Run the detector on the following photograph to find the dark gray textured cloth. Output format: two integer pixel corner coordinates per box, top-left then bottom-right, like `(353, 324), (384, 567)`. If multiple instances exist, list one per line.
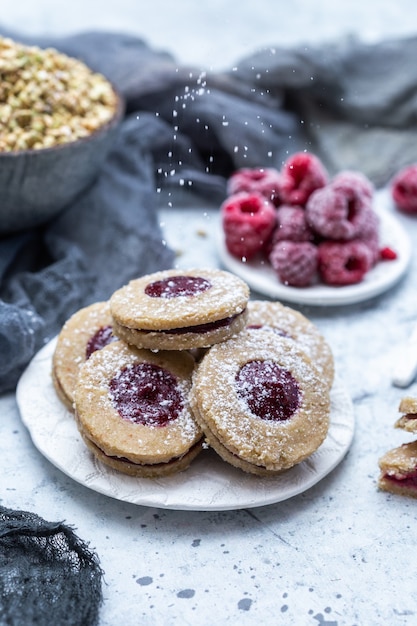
(2, 27), (417, 392)
(0, 505), (103, 625)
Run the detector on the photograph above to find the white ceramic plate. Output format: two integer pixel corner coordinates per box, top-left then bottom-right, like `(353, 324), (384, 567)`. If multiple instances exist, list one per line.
(218, 190), (411, 306)
(17, 337), (354, 511)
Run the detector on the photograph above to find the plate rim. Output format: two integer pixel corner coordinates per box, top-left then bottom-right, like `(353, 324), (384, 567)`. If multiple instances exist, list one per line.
(217, 190), (411, 306)
(16, 337), (355, 511)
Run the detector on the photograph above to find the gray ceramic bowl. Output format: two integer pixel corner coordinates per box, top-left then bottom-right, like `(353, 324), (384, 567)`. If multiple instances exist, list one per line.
(0, 92), (124, 234)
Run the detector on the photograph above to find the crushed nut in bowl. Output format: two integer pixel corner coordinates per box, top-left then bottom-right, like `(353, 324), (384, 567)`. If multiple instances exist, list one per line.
(0, 35), (124, 234)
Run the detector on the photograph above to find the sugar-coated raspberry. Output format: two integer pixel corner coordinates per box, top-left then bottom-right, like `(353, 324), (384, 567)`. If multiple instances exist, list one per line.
(269, 240), (318, 287)
(391, 164), (417, 213)
(227, 167), (282, 205)
(272, 205), (314, 243)
(278, 152), (328, 206)
(317, 240), (373, 286)
(331, 170), (374, 203)
(221, 192), (277, 260)
(306, 184), (371, 241)
(358, 204), (379, 239)
(356, 208), (380, 265)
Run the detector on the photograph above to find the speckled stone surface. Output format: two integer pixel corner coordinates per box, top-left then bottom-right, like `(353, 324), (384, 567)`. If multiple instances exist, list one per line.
(2, 3), (417, 625)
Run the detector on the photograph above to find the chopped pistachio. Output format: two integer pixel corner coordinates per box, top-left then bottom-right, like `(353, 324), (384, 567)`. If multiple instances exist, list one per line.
(0, 35), (119, 152)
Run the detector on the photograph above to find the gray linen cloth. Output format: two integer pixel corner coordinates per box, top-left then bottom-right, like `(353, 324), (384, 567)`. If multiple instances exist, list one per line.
(1, 28), (417, 392)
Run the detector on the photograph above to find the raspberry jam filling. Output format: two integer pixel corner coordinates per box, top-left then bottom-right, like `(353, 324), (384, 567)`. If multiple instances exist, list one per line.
(145, 275), (211, 298)
(235, 359), (300, 421)
(384, 470), (417, 489)
(151, 312), (242, 335)
(97, 440), (202, 466)
(109, 363), (183, 427)
(85, 325), (115, 359)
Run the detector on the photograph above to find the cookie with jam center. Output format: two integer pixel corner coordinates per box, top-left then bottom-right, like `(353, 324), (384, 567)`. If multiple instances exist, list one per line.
(109, 268), (250, 351)
(378, 440), (417, 499)
(74, 341), (203, 477)
(246, 300), (334, 390)
(52, 301), (117, 411)
(190, 329), (331, 475)
(394, 396), (417, 433)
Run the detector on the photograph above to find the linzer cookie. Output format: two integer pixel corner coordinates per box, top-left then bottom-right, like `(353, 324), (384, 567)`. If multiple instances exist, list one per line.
(394, 396), (417, 433)
(190, 329), (331, 476)
(109, 268), (249, 351)
(378, 396), (417, 498)
(74, 341), (203, 477)
(378, 440), (417, 499)
(52, 301), (116, 410)
(246, 300), (334, 389)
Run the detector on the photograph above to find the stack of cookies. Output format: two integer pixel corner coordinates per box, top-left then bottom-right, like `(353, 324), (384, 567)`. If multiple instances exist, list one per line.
(378, 397), (417, 498)
(52, 268), (334, 479)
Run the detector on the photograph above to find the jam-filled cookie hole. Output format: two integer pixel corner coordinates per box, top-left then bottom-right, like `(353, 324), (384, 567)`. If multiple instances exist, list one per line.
(109, 363), (183, 427)
(144, 275), (211, 298)
(235, 360), (301, 421)
(85, 325), (115, 359)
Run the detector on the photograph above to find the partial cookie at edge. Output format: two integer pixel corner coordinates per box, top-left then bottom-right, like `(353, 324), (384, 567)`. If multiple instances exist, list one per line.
(52, 301), (116, 410)
(246, 299), (334, 389)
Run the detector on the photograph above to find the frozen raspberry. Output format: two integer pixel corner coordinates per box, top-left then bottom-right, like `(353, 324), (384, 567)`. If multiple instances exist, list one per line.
(269, 240), (318, 287)
(331, 170), (374, 203)
(380, 246), (398, 261)
(306, 184), (371, 241)
(278, 152), (328, 206)
(271, 205), (314, 244)
(227, 167), (282, 205)
(356, 208), (380, 265)
(358, 204), (379, 239)
(317, 240), (373, 286)
(391, 164), (417, 213)
(221, 192), (277, 260)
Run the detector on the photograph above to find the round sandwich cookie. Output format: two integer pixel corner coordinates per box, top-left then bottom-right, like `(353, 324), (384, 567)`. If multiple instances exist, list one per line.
(74, 341), (203, 478)
(52, 301), (117, 410)
(394, 396), (417, 433)
(109, 268), (250, 351)
(378, 440), (417, 499)
(190, 329), (331, 476)
(246, 300), (334, 390)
